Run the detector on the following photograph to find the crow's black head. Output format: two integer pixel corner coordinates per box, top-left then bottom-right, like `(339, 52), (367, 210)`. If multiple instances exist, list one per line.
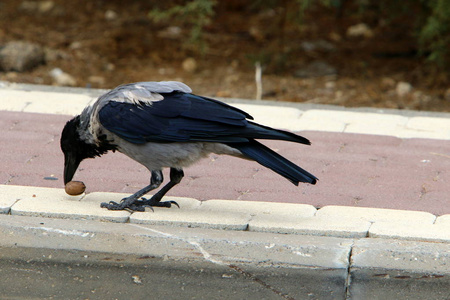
(60, 116), (113, 184)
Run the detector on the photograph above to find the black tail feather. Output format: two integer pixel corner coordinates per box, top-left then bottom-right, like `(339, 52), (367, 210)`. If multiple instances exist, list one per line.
(230, 140), (317, 185)
(245, 121), (311, 145)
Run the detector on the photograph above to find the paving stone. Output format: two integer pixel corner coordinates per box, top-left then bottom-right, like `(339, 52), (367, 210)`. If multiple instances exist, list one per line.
(0, 89), (92, 115)
(1, 184), (76, 205)
(299, 110), (409, 136)
(10, 188), (130, 222)
(349, 270), (450, 300)
(234, 104), (303, 131)
(249, 214), (371, 238)
(0, 185), (25, 213)
(395, 129), (450, 139)
(200, 199), (317, 217)
(316, 205), (436, 224)
(296, 110), (346, 132)
(131, 210), (250, 230)
(129, 196), (251, 230)
(369, 222), (450, 243)
(349, 240), (450, 299)
(404, 116), (450, 140)
(352, 238), (450, 272)
(343, 113), (409, 136)
(434, 214), (450, 226)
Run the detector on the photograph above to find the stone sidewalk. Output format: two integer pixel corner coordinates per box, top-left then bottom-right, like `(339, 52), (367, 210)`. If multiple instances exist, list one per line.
(0, 82), (449, 299)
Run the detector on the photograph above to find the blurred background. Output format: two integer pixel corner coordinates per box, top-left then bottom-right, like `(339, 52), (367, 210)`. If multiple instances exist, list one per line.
(0, 0), (449, 111)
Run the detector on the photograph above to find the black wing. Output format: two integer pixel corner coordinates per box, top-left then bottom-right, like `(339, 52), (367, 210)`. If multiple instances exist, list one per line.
(98, 92), (310, 145)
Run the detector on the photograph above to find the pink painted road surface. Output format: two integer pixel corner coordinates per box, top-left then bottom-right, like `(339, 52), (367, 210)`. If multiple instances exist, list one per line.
(1, 110), (449, 215)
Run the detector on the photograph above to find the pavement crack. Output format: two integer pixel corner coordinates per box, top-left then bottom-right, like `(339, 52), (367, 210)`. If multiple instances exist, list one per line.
(129, 224), (294, 299)
(128, 224), (226, 266)
(338, 143), (348, 153)
(352, 196), (363, 205)
(419, 183), (428, 201)
(24, 226), (92, 237)
(237, 189), (251, 200)
(342, 123), (350, 133)
(344, 241), (355, 299)
(8, 120), (19, 130)
(228, 264), (296, 300)
(4, 174), (16, 184)
(25, 155), (38, 164)
(432, 170), (441, 182)
(21, 101), (32, 112)
(430, 152), (450, 159)
(46, 134), (58, 144)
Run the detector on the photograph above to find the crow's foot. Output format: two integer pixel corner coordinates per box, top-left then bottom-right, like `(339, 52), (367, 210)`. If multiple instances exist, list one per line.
(100, 197), (179, 212)
(100, 200), (146, 212)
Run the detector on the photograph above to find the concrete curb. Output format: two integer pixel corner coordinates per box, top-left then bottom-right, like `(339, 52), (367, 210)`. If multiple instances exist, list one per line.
(2, 184), (449, 243)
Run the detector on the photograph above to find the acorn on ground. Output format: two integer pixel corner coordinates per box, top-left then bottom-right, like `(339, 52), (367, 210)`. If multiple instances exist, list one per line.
(65, 181), (86, 196)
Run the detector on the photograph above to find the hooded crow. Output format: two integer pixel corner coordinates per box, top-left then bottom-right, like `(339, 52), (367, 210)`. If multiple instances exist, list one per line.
(60, 81), (317, 211)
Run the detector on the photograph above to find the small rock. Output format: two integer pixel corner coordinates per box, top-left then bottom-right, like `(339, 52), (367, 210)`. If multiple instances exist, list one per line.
(157, 67), (175, 75)
(44, 47), (68, 61)
(329, 32), (342, 42)
(300, 40), (335, 52)
(182, 57), (197, 73)
(444, 88), (450, 101)
(103, 62), (115, 72)
(230, 59), (239, 69)
(396, 81), (412, 97)
(225, 74), (240, 84)
(19, 1), (39, 11)
(39, 1), (54, 13)
(88, 75), (105, 86)
(5, 72), (18, 80)
(325, 81), (336, 89)
(157, 26), (182, 39)
(19, 1), (55, 13)
(381, 77), (396, 89)
(131, 275), (142, 285)
(49, 68), (77, 86)
(249, 26), (265, 41)
(346, 23), (374, 38)
(411, 91), (431, 106)
(294, 61), (337, 78)
(105, 10), (118, 21)
(69, 41), (83, 50)
(0, 41), (45, 72)
(216, 90), (231, 97)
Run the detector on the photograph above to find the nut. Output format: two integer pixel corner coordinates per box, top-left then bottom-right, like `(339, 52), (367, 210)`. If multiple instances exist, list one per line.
(65, 181), (86, 196)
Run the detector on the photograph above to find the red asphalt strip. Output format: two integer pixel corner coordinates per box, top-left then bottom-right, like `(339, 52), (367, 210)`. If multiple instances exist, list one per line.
(1, 110), (449, 216)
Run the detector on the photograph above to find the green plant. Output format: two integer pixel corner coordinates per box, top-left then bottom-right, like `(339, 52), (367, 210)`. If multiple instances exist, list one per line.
(148, 0), (217, 54)
(419, 0), (450, 66)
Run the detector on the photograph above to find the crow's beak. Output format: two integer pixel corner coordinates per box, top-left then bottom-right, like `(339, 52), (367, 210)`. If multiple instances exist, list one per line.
(64, 153), (81, 184)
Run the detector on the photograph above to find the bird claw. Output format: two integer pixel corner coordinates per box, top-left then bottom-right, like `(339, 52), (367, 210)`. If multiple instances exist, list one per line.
(171, 201), (180, 208)
(100, 198), (179, 211)
(100, 200), (145, 212)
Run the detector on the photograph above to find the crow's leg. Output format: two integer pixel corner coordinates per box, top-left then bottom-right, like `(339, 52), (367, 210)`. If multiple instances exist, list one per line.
(101, 170), (163, 211)
(139, 168), (184, 208)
